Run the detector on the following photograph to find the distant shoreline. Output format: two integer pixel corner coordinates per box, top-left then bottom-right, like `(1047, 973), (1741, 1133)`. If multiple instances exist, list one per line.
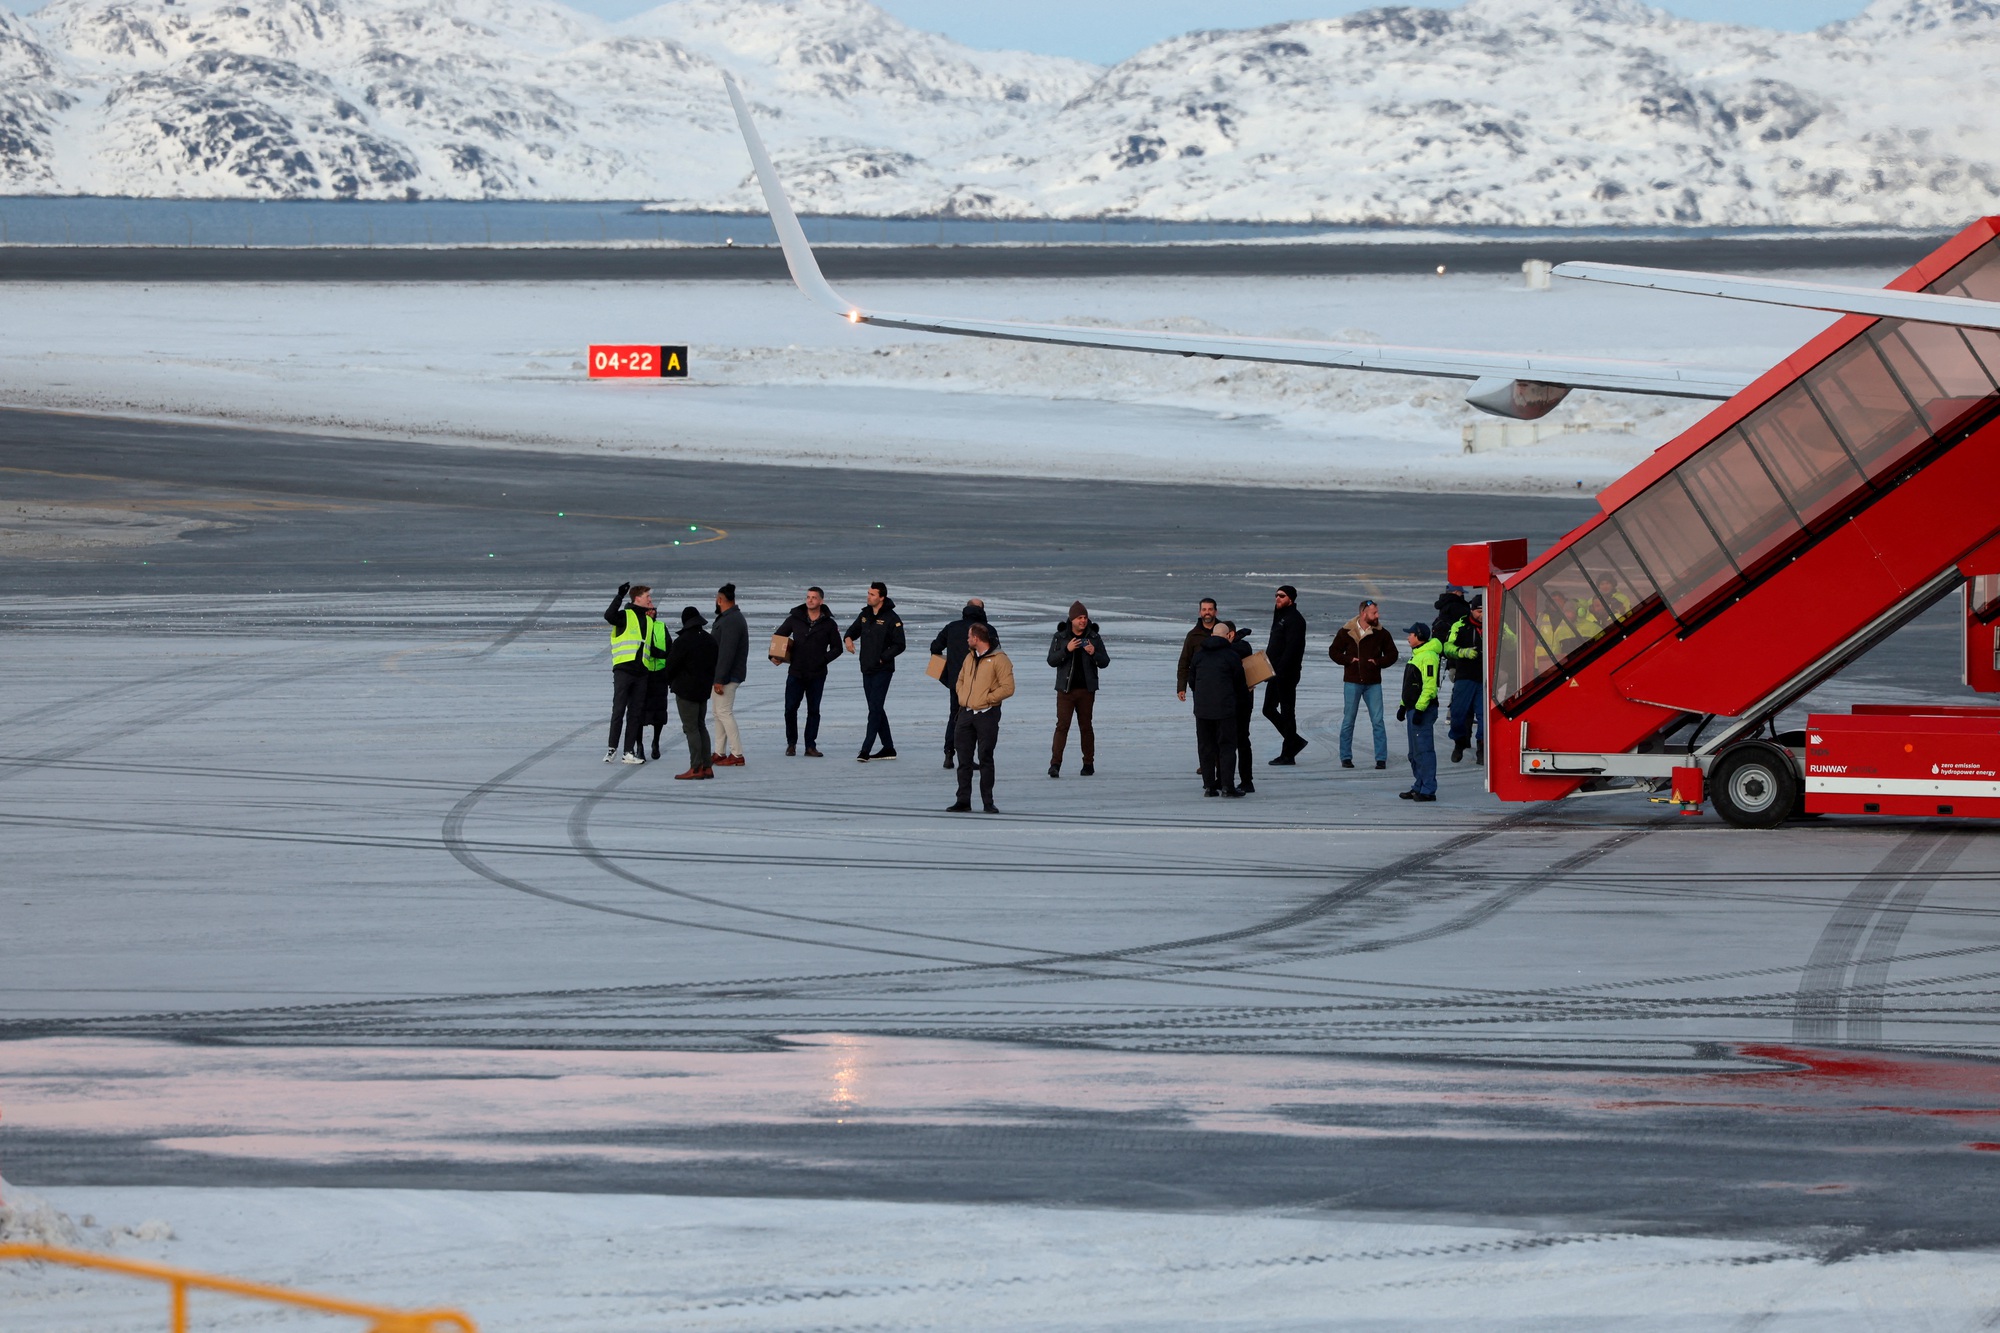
(0, 235), (1942, 281)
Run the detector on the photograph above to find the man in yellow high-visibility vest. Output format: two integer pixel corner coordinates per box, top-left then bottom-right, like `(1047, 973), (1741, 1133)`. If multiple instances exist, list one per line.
(603, 581), (655, 763)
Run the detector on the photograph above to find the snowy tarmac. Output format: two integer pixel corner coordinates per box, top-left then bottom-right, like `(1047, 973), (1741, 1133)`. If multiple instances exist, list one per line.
(3, 408), (2000, 1327)
(0, 267), (1881, 492)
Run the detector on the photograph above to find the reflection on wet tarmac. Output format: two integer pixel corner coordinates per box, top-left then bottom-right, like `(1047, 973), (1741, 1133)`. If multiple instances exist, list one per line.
(9, 1035), (2000, 1172)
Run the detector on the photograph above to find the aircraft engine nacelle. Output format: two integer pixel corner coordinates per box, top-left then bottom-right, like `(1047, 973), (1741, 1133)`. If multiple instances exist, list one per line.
(1464, 376), (1571, 420)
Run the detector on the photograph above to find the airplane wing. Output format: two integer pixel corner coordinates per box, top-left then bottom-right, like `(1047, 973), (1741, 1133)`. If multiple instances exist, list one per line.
(1555, 261), (2000, 332)
(723, 74), (1756, 420)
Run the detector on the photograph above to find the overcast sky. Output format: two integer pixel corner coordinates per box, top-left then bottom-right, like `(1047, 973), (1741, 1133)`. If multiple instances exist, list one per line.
(0, 0), (1878, 61)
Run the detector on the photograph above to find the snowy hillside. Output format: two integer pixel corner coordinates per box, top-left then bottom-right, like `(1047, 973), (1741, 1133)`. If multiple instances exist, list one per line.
(2, 0), (1998, 226)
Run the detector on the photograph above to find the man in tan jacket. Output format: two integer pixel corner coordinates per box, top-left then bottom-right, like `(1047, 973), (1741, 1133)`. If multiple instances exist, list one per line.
(948, 622), (1014, 813)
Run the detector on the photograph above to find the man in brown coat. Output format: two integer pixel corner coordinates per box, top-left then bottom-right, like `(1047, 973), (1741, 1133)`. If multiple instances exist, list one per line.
(1330, 597), (1399, 770)
(948, 622), (1015, 813)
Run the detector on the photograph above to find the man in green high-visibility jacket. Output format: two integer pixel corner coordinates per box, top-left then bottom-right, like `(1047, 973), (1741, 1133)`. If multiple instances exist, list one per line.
(640, 603), (675, 761)
(603, 581), (655, 764)
(1395, 622), (1445, 802)
(1441, 595), (1484, 766)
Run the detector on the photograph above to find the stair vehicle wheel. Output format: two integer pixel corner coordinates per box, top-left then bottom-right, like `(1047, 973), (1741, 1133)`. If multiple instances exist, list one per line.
(1710, 742), (1799, 830)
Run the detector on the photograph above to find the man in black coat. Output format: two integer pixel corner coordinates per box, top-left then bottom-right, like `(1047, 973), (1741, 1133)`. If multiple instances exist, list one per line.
(662, 606), (719, 778)
(929, 599), (988, 769)
(845, 581), (906, 762)
(776, 587), (844, 757)
(1175, 598), (1220, 701)
(1264, 584), (1309, 764)
(1432, 585), (1472, 643)
(1227, 622), (1257, 794)
(1187, 624), (1249, 797)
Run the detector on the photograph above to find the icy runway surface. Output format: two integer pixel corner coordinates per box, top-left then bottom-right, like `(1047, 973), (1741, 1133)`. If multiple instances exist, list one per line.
(0, 268), (1871, 492)
(4, 409), (2000, 1325)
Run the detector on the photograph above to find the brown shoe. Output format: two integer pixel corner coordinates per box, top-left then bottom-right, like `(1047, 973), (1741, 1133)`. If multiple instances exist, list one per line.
(696, 766), (715, 779)
(674, 768), (701, 780)
(804, 747), (824, 758)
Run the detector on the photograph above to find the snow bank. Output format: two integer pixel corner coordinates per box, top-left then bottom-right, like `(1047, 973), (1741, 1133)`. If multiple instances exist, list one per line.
(0, 1178), (85, 1248)
(5, 1185), (1999, 1331)
(0, 269), (1857, 493)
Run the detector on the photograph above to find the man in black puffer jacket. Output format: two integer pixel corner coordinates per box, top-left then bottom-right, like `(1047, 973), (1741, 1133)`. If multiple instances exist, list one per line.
(1046, 600), (1108, 778)
(844, 581), (906, 762)
(929, 599), (988, 769)
(1264, 584), (1309, 764)
(1432, 585), (1471, 643)
(776, 587), (844, 757)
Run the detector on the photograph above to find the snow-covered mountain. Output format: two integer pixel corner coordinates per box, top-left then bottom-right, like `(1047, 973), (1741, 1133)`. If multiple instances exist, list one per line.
(2, 0), (1998, 226)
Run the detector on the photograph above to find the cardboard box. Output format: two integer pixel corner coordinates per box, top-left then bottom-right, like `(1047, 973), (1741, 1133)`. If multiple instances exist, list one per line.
(926, 653), (946, 681)
(1243, 651), (1275, 687)
(768, 633), (790, 666)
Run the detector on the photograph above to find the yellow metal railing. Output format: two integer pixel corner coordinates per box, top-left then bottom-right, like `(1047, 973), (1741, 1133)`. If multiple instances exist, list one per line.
(0, 1243), (478, 1333)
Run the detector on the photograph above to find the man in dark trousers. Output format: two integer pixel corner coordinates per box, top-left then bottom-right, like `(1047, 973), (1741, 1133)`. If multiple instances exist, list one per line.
(1175, 598), (1220, 702)
(929, 598), (987, 769)
(1226, 622), (1257, 794)
(776, 587), (844, 757)
(1443, 595), (1485, 765)
(1330, 598), (1398, 770)
(1188, 621), (1248, 797)
(662, 606), (718, 779)
(602, 582), (655, 765)
(948, 622), (1014, 814)
(1047, 600), (1108, 778)
(641, 594), (674, 760)
(845, 581), (906, 762)
(1264, 584), (1308, 764)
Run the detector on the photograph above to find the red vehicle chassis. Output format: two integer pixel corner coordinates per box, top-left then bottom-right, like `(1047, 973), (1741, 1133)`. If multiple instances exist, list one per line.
(1459, 217), (2000, 827)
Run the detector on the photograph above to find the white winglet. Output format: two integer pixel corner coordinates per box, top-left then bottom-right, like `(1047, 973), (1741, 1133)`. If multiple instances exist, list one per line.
(1555, 261), (2000, 331)
(724, 73), (853, 318)
(725, 76), (1757, 409)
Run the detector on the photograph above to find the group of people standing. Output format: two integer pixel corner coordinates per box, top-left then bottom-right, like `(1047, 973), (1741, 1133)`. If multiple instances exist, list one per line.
(603, 581), (750, 778)
(602, 580), (1484, 805)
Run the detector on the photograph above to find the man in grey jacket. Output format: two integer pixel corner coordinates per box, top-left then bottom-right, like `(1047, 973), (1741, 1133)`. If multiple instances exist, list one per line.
(709, 583), (750, 766)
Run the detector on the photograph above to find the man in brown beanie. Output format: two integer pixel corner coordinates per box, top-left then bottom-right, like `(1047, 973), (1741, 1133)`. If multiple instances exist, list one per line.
(1046, 600), (1109, 778)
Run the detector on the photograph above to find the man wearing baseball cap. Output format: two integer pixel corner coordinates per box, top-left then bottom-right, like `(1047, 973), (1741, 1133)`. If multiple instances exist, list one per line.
(1395, 622), (1446, 802)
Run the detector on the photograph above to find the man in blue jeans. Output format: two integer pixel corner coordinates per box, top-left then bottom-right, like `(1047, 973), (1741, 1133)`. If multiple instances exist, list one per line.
(1396, 623), (1445, 802)
(1443, 595), (1485, 765)
(1329, 598), (1398, 770)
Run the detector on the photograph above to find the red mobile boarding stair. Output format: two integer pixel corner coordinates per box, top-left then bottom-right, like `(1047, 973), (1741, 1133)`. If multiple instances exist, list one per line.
(1460, 216), (2000, 828)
